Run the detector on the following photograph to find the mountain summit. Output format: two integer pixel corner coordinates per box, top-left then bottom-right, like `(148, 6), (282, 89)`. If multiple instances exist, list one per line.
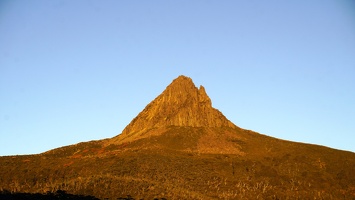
(120, 75), (236, 137)
(110, 75), (243, 154)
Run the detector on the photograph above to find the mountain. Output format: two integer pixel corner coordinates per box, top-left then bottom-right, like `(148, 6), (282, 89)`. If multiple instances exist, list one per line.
(1, 75), (355, 200)
(120, 75), (235, 135)
(109, 75), (240, 154)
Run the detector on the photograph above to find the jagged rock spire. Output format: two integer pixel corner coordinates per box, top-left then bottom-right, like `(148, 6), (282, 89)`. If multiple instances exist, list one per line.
(121, 75), (236, 136)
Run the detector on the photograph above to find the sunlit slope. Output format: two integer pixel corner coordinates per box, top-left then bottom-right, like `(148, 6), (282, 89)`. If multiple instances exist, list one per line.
(1, 75), (354, 199)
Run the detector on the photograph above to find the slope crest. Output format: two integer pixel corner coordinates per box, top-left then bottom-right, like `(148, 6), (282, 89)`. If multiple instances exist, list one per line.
(118, 75), (235, 139)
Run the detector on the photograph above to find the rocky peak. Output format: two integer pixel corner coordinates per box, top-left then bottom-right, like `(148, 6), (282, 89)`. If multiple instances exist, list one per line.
(120, 75), (236, 136)
(198, 85), (211, 105)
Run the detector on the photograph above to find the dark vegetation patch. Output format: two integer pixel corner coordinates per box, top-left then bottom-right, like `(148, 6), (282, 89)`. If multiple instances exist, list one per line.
(0, 190), (99, 200)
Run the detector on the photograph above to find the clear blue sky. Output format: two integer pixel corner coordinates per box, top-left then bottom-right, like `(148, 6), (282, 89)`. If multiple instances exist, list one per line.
(1, 1), (354, 156)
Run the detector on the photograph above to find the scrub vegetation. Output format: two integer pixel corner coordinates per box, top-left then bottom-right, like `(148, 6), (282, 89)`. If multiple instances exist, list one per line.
(1, 126), (355, 199)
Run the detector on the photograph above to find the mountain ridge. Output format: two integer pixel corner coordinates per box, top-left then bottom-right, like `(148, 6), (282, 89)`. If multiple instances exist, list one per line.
(112, 75), (236, 145)
(1, 75), (355, 199)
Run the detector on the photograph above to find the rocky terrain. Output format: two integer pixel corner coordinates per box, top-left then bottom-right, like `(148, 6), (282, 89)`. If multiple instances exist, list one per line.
(1, 75), (355, 199)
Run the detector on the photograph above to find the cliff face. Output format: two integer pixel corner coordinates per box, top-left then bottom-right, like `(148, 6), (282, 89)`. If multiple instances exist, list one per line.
(120, 75), (236, 136)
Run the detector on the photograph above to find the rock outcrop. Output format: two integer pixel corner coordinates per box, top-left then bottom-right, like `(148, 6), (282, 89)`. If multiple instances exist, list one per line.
(120, 75), (236, 137)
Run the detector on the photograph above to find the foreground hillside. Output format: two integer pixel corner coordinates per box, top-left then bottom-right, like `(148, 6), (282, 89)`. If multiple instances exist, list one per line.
(1, 126), (355, 199)
(1, 76), (355, 199)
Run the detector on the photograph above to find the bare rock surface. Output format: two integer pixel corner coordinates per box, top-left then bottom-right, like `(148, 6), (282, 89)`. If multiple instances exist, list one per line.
(120, 75), (236, 138)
